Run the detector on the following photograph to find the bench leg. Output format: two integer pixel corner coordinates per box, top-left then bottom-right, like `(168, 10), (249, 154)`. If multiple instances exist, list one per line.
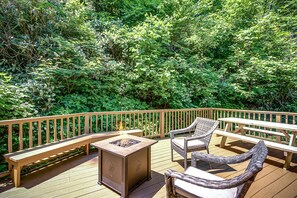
(289, 134), (294, 146)
(8, 164), (13, 179)
(85, 144), (90, 155)
(13, 166), (21, 187)
(220, 136), (227, 148)
(284, 152), (293, 170)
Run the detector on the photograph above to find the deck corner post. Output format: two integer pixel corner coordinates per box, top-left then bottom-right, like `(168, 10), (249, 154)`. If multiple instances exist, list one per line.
(209, 108), (213, 119)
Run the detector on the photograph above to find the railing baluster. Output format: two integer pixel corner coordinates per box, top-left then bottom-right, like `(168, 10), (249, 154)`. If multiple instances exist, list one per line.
(89, 115), (93, 133)
(67, 117), (70, 138)
(151, 113), (153, 135)
(106, 114), (108, 131)
(111, 114), (114, 131)
(160, 111), (164, 138)
(60, 118), (64, 140)
(19, 123), (23, 150)
(8, 124), (12, 153)
(95, 115), (98, 133)
(73, 117), (75, 137)
(54, 119), (57, 141)
(171, 112), (174, 130)
(78, 116), (81, 135)
(29, 122), (33, 148)
(129, 113), (131, 130)
(38, 121), (42, 145)
(46, 120), (49, 143)
(101, 115), (103, 132)
(133, 113), (136, 129)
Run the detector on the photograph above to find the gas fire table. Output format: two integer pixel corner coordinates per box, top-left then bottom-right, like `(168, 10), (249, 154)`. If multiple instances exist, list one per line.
(91, 134), (157, 198)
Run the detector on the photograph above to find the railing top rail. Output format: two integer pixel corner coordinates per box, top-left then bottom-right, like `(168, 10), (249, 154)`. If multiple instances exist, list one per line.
(0, 113), (86, 125)
(0, 108), (208, 125)
(88, 108), (209, 115)
(210, 108), (297, 116)
(1, 107), (296, 126)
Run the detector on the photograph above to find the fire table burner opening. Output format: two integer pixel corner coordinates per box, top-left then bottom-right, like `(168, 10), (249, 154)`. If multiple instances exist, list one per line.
(110, 138), (141, 148)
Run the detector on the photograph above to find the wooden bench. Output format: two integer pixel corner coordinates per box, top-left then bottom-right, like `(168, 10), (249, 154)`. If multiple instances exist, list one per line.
(214, 129), (297, 169)
(4, 129), (143, 187)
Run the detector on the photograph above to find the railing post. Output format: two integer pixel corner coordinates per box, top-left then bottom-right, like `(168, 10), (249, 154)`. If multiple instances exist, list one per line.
(8, 124), (12, 153)
(276, 114), (281, 123)
(209, 108), (213, 119)
(160, 111), (165, 138)
(84, 114), (90, 134)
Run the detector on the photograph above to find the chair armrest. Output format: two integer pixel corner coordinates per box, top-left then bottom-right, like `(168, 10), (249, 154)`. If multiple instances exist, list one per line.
(191, 140), (265, 166)
(191, 150), (254, 165)
(170, 128), (193, 137)
(170, 118), (198, 139)
(165, 169), (255, 189)
(184, 121), (219, 141)
(185, 131), (213, 141)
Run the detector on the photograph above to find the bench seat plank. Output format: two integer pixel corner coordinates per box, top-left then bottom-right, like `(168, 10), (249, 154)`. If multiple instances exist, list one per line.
(214, 130), (297, 153)
(242, 127), (287, 137)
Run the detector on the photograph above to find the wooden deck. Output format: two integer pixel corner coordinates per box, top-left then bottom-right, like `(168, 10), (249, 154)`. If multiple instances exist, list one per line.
(1, 135), (297, 198)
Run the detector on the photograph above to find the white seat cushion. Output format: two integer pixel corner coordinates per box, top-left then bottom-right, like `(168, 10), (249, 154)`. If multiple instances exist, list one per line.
(172, 138), (206, 150)
(175, 167), (238, 198)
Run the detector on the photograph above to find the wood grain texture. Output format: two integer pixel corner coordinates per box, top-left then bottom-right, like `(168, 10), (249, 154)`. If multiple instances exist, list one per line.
(1, 135), (297, 198)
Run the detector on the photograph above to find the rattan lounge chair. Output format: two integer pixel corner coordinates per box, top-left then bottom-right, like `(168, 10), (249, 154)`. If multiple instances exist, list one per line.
(170, 117), (219, 169)
(165, 140), (268, 198)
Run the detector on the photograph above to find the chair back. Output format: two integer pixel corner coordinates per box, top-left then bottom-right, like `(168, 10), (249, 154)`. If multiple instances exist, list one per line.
(237, 141), (268, 197)
(193, 117), (219, 145)
(246, 141), (268, 172)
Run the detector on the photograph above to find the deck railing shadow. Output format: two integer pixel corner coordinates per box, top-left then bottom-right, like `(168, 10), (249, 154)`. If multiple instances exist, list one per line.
(176, 158), (237, 174)
(215, 140), (297, 171)
(0, 151), (95, 192)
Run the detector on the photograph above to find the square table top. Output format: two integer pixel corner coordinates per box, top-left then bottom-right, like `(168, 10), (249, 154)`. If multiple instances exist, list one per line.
(91, 134), (158, 157)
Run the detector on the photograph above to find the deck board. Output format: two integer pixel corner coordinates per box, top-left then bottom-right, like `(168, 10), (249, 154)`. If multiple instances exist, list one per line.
(1, 135), (297, 198)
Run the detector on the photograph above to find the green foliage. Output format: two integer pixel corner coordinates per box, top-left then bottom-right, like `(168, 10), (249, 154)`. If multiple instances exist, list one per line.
(0, 0), (296, 115)
(0, 0), (296, 173)
(92, 0), (161, 25)
(229, 13), (297, 110)
(0, 73), (35, 119)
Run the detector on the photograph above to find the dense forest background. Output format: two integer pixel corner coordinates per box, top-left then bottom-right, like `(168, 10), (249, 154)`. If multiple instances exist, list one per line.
(1, 0), (297, 121)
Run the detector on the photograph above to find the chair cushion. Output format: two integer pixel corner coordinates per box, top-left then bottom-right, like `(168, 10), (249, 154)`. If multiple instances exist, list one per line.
(174, 167), (238, 198)
(172, 138), (206, 150)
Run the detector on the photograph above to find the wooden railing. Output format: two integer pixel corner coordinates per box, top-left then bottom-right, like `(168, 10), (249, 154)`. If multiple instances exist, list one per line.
(0, 113), (88, 154)
(0, 108), (296, 167)
(0, 108), (210, 154)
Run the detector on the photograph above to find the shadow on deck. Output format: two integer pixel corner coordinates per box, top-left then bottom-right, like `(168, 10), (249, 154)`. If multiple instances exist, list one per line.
(1, 135), (297, 198)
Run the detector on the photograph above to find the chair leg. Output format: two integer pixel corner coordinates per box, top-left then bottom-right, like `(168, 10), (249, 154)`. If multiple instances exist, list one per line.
(184, 155), (187, 169)
(206, 147), (212, 169)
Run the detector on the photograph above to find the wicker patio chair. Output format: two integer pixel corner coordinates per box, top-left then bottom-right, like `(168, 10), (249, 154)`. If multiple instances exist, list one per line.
(165, 140), (268, 198)
(170, 117), (219, 169)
